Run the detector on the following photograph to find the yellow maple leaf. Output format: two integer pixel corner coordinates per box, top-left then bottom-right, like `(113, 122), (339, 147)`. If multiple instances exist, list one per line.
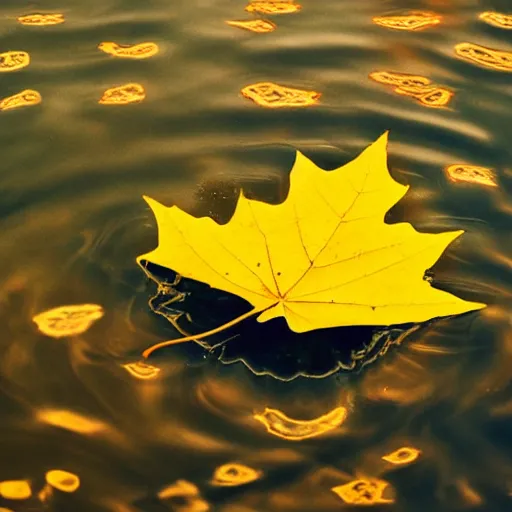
(138, 133), (485, 356)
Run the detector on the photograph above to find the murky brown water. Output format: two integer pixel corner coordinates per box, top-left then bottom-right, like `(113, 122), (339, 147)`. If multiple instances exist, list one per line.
(0, 0), (511, 510)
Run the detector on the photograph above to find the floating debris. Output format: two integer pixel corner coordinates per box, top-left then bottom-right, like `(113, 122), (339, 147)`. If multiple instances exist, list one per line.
(245, 1), (301, 15)
(99, 83), (146, 105)
(241, 82), (320, 108)
(254, 406), (347, 440)
(122, 361), (161, 380)
(0, 480), (31, 500)
(226, 19), (276, 33)
(479, 11), (512, 29)
(332, 478), (394, 505)
(17, 13), (64, 26)
(382, 447), (421, 465)
(370, 71), (453, 107)
(454, 42), (512, 71)
(0, 51), (30, 72)
(373, 12), (441, 31)
(445, 164), (497, 187)
(98, 42), (159, 59)
(36, 409), (108, 435)
(211, 463), (262, 487)
(0, 90), (41, 111)
(32, 304), (104, 338)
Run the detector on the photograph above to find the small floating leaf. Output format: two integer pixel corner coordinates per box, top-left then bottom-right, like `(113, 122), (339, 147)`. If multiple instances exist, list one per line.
(373, 12), (441, 31)
(241, 82), (320, 108)
(445, 164), (497, 187)
(0, 51), (30, 72)
(254, 406), (347, 440)
(382, 447), (421, 465)
(245, 1), (301, 14)
(455, 42), (512, 71)
(226, 19), (276, 32)
(32, 304), (104, 338)
(479, 11), (512, 29)
(122, 361), (161, 380)
(0, 89), (41, 111)
(17, 13), (64, 26)
(0, 480), (31, 500)
(45, 470), (80, 493)
(99, 83), (145, 105)
(211, 463), (262, 486)
(332, 478), (394, 505)
(36, 409), (108, 435)
(98, 42), (159, 59)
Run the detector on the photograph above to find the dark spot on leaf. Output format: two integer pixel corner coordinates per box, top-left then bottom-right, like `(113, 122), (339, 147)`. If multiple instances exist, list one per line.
(277, 272), (281, 276)
(257, 262), (261, 267)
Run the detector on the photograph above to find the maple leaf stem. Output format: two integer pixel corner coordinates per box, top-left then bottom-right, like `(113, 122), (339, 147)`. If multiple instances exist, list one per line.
(142, 307), (265, 358)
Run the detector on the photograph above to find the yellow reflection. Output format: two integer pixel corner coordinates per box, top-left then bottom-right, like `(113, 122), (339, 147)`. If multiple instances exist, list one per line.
(369, 71), (431, 88)
(32, 304), (104, 338)
(17, 13), (64, 25)
(332, 478), (394, 505)
(99, 83), (146, 105)
(370, 71), (452, 107)
(36, 409), (108, 434)
(445, 164), (497, 187)
(241, 82), (320, 108)
(122, 361), (161, 380)
(98, 42), (159, 59)
(456, 478), (483, 506)
(158, 480), (209, 511)
(211, 463), (262, 486)
(254, 406), (347, 440)
(382, 446), (421, 465)
(0, 90), (41, 111)
(455, 43), (512, 71)
(0, 508), (14, 512)
(0, 480), (31, 500)
(373, 12), (441, 31)
(245, 1), (301, 14)
(0, 51), (30, 72)
(45, 470), (80, 492)
(479, 12), (512, 29)
(226, 19), (276, 33)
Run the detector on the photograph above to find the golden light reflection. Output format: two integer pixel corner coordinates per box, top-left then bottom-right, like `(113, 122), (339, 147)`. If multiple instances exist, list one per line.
(245, 1), (301, 14)
(0, 480), (31, 500)
(17, 13), (64, 26)
(455, 43), (512, 71)
(226, 19), (276, 33)
(254, 406), (347, 440)
(332, 478), (394, 505)
(0, 51), (30, 72)
(382, 446), (421, 465)
(241, 82), (320, 108)
(45, 470), (80, 492)
(32, 304), (104, 338)
(479, 12), (512, 29)
(372, 12), (441, 31)
(122, 361), (161, 380)
(370, 71), (452, 107)
(0, 508), (14, 512)
(36, 409), (108, 435)
(456, 478), (483, 506)
(99, 83), (146, 105)
(0, 90), (41, 111)
(445, 164), (497, 187)
(98, 42), (159, 59)
(158, 480), (209, 511)
(211, 463), (262, 486)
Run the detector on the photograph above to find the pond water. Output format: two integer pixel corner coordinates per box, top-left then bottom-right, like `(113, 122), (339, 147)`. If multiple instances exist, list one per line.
(0, 0), (511, 510)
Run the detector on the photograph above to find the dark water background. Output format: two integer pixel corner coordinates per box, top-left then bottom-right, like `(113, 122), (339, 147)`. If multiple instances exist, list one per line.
(0, 0), (512, 510)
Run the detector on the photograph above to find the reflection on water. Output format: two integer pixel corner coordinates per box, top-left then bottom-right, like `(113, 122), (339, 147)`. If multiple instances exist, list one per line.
(98, 41), (159, 59)
(0, 0), (511, 509)
(372, 12), (442, 32)
(0, 89), (41, 111)
(241, 82), (321, 108)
